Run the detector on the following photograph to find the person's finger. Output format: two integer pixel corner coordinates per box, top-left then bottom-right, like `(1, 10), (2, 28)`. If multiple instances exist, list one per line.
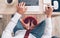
(50, 6), (53, 10)
(19, 2), (24, 8)
(16, 5), (18, 8)
(16, 5), (19, 9)
(23, 7), (27, 13)
(23, 2), (25, 6)
(21, 2), (25, 6)
(19, 2), (23, 7)
(19, 3), (21, 6)
(21, 2), (24, 6)
(31, 21), (34, 26)
(45, 6), (48, 11)
(28, 20), (30, 25)
(22, 2), (26, 8)
(25, 7), (27, 10)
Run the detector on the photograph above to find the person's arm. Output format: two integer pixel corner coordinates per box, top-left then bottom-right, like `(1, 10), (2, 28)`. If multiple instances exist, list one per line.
(41, 6), (53, 38)
(1, 13), (22, 38)
(41, 17), (52, 38)
(2, 2), (27, 38)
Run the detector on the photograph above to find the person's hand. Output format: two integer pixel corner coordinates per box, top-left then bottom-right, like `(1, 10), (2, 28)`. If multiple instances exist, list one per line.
(20, 19), (30, 30)
(17, 2), (27, 14)
(45, 6), (53, 18)
(20, 19), (35, 30)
